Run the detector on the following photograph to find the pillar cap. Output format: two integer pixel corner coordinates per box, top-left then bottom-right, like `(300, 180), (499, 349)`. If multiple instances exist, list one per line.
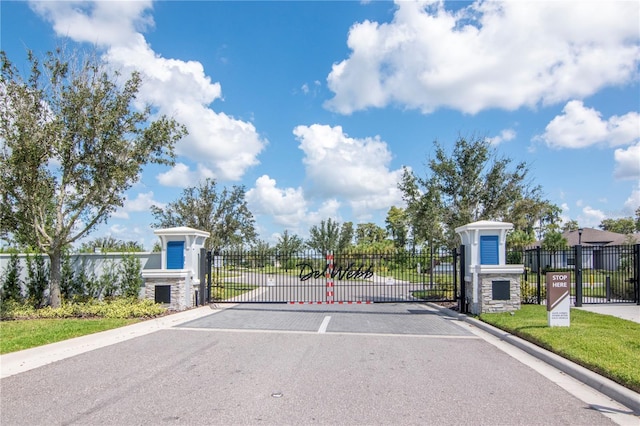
(153, 227), (210, 238)
(455, 220), (514, 234)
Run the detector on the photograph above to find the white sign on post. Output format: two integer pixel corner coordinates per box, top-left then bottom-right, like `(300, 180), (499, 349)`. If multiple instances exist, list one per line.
(546, 272), (570, 327)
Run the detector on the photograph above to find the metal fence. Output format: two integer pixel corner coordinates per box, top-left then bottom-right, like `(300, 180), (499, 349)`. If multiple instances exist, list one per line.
(204, 248), (459, 304)
(507, 244), (640, 305)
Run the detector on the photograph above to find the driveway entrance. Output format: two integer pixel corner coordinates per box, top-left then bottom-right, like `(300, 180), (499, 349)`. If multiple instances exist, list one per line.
(178, 303), (473, 337)
(1, 303), (633, 425)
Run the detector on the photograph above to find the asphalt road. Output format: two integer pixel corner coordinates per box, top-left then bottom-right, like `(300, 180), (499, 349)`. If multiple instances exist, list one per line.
(0, 303), (630, 425)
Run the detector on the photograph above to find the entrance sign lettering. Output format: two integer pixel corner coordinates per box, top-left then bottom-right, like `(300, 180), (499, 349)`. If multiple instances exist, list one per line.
(298, 262), (374, 282)
(546, 273), (570, 327)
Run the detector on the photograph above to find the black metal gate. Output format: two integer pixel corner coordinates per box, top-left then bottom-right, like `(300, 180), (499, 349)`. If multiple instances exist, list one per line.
(512, 244), (640, 305)
(200, 248), (459, 304)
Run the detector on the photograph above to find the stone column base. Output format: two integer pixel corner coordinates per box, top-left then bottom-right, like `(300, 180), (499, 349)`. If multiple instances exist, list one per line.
(142, 270), (195, 311)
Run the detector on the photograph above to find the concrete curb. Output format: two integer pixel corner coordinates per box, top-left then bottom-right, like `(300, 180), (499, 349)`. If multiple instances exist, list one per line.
(427, 303), (640, 415)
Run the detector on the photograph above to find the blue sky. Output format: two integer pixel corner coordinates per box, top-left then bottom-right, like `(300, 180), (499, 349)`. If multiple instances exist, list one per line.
(2, 0), (639, 250)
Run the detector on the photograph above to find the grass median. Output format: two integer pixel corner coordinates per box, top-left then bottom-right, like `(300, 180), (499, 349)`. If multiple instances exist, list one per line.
(0, 318), (140, 354)
(479, 305), (640, 392)
(0, 298), (167, 354)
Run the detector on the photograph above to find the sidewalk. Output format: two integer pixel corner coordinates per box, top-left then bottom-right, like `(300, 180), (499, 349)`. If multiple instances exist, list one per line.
(574, 304), (640, 323)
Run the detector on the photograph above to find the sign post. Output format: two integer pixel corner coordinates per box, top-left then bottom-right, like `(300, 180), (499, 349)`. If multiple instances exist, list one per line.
(546, 272), (570, 327)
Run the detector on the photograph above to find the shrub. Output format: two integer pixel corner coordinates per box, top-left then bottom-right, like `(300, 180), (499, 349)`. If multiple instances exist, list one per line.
(210, 287), (225, 301)
(99, 261), (119, 299)
(521, 279), (544, 304)
(25, 254), (48, 308)
(1, 298), (166, 320)
(119, 254), (143, 298)
(1, 253), (23, 303)
(59, 254), (75, 300)
(73, 261), (92, 300)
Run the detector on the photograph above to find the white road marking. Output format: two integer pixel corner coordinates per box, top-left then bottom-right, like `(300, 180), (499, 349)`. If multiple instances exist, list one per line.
(318, 315), (332, 333)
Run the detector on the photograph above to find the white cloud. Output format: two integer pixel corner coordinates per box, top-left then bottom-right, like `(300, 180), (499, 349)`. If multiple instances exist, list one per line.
(623, 185), (640, 214)
(488, 129), (516, 146)
(613, 142), (640, 181)
(293, 124), (404, 217)
(112, 191), (164, 219)
(538, 101), (640, 149)
(579, 206), (607, 228)
(246, 175), (342, 237)
(109, 224), (127, 235)
(30, 1), (154, 47)
(325, 1), (640, 115)
(156, 163), (215, 188)
(31, 0), (267, 183)
(246, 175), (309, 229)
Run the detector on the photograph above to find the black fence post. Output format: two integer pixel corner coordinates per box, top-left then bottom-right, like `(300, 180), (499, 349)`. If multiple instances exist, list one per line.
(452, 247), (458, 306)
(458, 244), (466, 313)
(575, 244), (583, 307)
(198, 248), (207, 306)
(536, 246), (542, 304)
(633, 244), (640, 305)
(206, 250), (212, 303)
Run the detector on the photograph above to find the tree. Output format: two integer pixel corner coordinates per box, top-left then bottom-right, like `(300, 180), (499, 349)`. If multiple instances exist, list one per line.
(306, 218), (340, 253)
(599, 217), (636, 235)
(275, 230), (305, 253)
(506, 229), (535, 251)
(542, 226), (568, 269)
(385, 206), (409, 249)
(506, 195), (562, 239)
(398, 167), (444, 250)
(338, 221), (354, 252)
(355, 223), (387, 246)
(561, 219), (580, 233)
(0, 48), (186, 307)
(275, 230), (305, 270)
(401, 136), (542, 248)
(636, 207), (640, 232)
(151, 178), (257, 250)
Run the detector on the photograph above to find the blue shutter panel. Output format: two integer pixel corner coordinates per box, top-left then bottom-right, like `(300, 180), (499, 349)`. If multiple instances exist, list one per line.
(166, 241), (185, 269)
(480, 235), (499, 265)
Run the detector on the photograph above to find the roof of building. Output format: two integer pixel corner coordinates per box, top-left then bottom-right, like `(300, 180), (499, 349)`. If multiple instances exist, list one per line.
(530, 227), (640, 248)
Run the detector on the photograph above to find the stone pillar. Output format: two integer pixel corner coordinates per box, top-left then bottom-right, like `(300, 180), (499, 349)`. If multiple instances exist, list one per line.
(455, 220), (524, 315)
(142, 227), (209, 310)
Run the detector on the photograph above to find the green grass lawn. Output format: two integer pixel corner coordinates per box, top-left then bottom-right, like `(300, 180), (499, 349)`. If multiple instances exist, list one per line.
(480, 305), (640, 392)
(0, 318), (139, 354)
(211, 282), (259, 300)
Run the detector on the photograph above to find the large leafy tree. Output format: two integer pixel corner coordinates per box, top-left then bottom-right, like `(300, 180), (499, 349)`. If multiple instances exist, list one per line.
(385, 206), (409, 249)
(599, 217), (636, 235)
(401, 136), (546, 248)
(150, 178), (257, 250)
(306, 218), (340, 253)
(275, 230), (305, 253)
(399, 168), (444, 250)
(0, 48), (186, 307)
(355, 223), (387, 246)
(337, 221), (355, 252)
(505, 195), (561, 239)
(561, 219), (580, 233)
